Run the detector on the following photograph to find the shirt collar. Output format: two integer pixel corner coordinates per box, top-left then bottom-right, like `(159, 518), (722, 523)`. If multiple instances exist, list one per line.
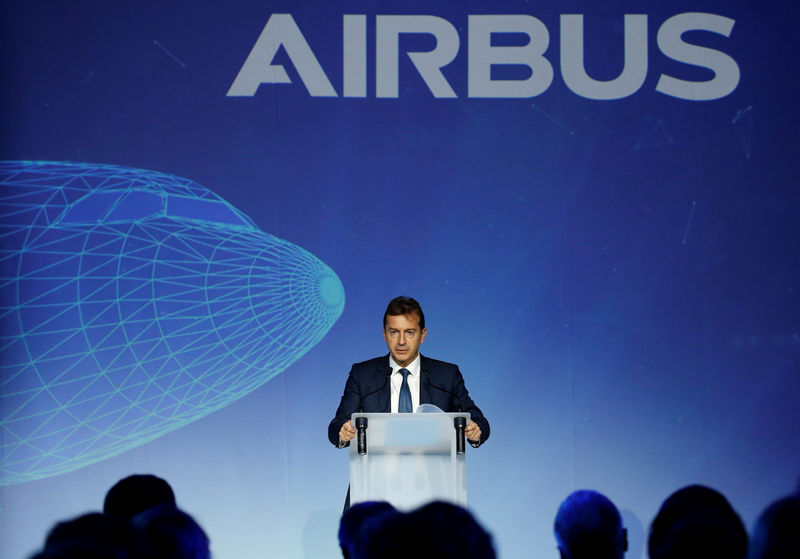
(389, 353), (421, 377)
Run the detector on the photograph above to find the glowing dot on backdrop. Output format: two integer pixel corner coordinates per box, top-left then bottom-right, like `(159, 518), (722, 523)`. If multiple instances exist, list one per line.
(0, 161), (345, 486)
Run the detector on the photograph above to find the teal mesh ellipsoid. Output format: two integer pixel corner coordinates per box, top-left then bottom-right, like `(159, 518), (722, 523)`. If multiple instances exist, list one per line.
(0, 161), (345, 486)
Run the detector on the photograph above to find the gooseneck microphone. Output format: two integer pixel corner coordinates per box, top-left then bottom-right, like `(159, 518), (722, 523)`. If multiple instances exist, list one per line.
(359, 369), (393, 407)
(422, 370), (462, 410)
(356, 416), (368, 455)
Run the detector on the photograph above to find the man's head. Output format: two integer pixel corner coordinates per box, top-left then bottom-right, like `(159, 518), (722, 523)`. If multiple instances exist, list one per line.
(338, 501), (397, 559)
(382, 296), (427, 367)
(554, 490), (627, 559)
(103, 474), (176, 520)
(748, 493), (800, 559)
(358, 501), (496, 559)
(648, 484), (747, 559)
(131, 504), (211, 559)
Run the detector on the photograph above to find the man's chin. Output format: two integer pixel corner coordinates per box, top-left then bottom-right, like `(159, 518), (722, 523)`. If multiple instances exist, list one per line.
(392, 351), (414, 366)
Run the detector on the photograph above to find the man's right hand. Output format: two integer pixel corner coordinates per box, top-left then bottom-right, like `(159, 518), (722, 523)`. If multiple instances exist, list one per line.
(339, 420), (356, 443)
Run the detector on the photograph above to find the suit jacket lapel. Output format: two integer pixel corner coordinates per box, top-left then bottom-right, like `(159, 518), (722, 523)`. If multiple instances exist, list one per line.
(419, 355), (433, 405)
(376, 357), (392, 412)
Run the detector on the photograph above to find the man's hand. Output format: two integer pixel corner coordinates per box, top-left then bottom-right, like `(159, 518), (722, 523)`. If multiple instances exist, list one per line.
(339, 420), (356, 443)
(465, 420), (481, 443)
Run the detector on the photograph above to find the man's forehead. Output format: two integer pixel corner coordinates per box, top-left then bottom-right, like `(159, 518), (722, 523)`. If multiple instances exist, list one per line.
(384, 313), (422, 328)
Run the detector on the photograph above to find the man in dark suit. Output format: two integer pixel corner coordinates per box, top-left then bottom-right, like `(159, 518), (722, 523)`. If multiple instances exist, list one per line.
(328, 296), (489, 449)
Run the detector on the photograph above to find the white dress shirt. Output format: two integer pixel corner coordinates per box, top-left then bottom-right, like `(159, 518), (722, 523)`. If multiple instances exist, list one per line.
(389, 354), (421, 413)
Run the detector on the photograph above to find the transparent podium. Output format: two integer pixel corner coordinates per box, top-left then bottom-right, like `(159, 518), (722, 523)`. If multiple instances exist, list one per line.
(349, 406), (471, 510)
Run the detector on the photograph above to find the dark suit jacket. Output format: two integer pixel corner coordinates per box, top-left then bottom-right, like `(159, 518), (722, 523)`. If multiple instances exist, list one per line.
(328, 354), (490, 447)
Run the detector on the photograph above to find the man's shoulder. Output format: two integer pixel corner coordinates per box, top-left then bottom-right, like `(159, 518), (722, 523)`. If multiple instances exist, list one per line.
(420, 355), (459, 372)
(353, 355), (388, 366)
(350, 355), (390, 371)
(349, 355), (460, 372)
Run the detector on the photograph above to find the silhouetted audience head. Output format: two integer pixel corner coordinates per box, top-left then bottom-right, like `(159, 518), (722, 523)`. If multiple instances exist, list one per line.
(31, 512), (133, 559)
(338, 501), (397, 558)
(355, 500), (495, 559)
(648, 484), (747, 559)
(103, 474), (176, 520)
(131, 504), (211, 559)
(747, 494), (800, 559)
(554, 489), (627, 559)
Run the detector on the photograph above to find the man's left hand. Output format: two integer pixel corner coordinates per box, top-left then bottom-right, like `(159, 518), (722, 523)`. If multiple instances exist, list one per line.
(465, 420), (481, 443)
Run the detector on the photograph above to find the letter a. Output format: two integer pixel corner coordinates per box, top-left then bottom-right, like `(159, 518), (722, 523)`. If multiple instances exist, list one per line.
(227, 13), (337, 97)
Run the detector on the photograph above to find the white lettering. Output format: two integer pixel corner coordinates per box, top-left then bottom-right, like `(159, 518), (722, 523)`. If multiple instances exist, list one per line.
(468, 15), (553, 98)
(227, 13), (336, 97)
(376, 16), (459, 98)
(343, 15), (367, 97)
(560, 14), (648, 100)
(227, 12), (741, 101)
(656, 13), (740, 101)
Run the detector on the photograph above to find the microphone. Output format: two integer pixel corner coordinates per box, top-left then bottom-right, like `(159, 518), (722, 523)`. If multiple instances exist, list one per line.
(422, 370), (461, 409)
(454, 416), (466, 455)
(356, 416), (368, 455)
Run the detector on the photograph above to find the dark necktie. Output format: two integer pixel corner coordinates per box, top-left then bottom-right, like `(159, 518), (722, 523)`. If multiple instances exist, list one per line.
(398, 368), (412, 413)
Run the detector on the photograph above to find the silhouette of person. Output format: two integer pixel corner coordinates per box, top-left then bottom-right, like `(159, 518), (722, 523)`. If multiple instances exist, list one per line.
(748, 493), (800, 559)
(338, 501), (397, 558)
(130, 504), (211, 559)
(648, 484), (747, 559)
(103, 474), (176, 520)
(31, 512), (133, 559)
(354, 500), (496, 559)
(554, 489), (628, 559)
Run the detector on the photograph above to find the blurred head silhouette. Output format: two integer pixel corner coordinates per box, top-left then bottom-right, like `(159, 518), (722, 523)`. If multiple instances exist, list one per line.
(131, 504), (210, 559)
(747, 493), (800, 559)
(554, 489), (627, 559)
(33, 512), (133, 559)
(338, 501), (397, 558)
(103, 474), (176, 520)
(355, 500), (495, 559)
(648, 484), (747, 559)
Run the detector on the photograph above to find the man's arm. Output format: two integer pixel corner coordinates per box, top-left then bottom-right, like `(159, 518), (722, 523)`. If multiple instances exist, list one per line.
(449, 365), (490, 447)
(327, 366), (363, 447)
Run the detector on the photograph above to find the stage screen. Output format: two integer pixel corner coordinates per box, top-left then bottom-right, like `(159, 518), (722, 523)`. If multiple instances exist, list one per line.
(2, 2), (798, 558)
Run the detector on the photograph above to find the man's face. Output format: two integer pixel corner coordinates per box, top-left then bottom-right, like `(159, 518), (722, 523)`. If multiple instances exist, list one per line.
(383, 313), (427, 367)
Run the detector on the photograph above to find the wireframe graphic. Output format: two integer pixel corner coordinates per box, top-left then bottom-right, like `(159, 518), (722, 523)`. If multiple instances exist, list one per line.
(0, 161), (345, 485)
(732, 105), (752, 158)
(530, 103), (576, 136)
(634, 116), (673, 150)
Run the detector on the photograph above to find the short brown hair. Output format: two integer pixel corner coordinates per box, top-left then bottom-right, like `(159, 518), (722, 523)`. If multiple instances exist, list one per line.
(383, 296), (425, 330)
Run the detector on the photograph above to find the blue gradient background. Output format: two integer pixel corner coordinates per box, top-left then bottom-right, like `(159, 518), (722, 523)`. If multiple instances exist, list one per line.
(2, 2), (798, 559)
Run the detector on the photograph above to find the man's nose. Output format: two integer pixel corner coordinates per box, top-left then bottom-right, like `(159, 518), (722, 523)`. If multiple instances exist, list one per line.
(398, 333), (407, 344)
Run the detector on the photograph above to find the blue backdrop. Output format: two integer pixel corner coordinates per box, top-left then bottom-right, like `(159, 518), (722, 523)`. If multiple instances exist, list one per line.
(2, 2), (798, 558)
